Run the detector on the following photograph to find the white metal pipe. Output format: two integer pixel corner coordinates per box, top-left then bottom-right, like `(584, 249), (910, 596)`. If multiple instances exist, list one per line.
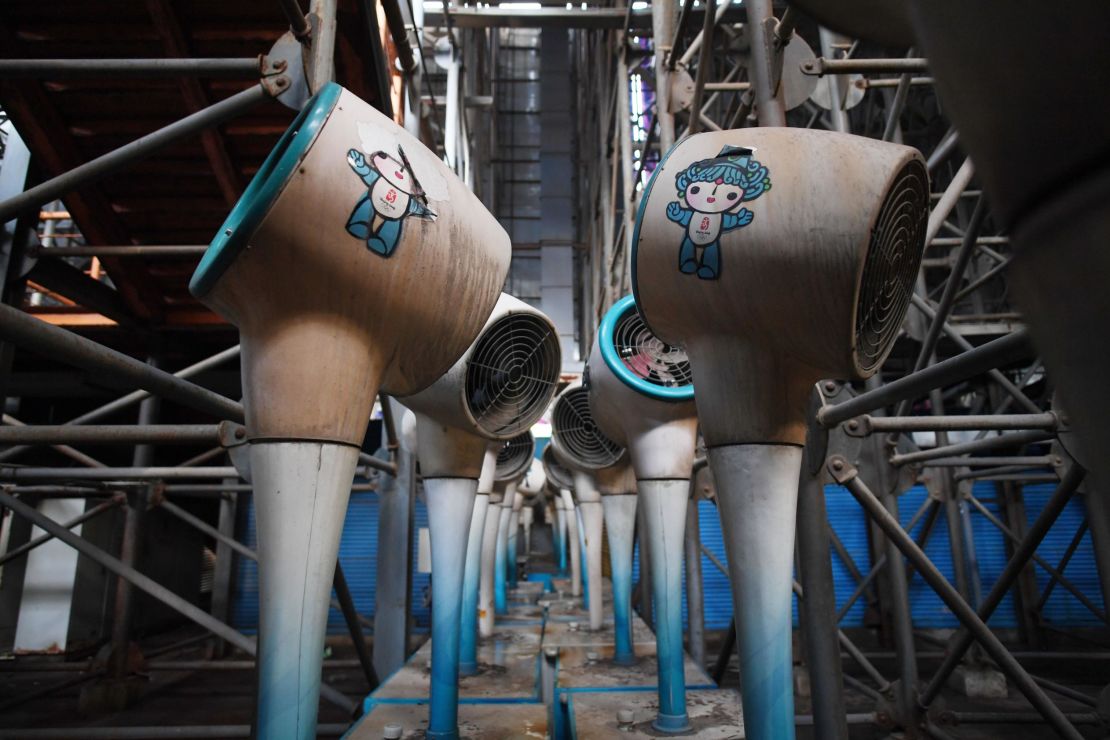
(477, 496), (502, 637)
(560, 489), (582, 597)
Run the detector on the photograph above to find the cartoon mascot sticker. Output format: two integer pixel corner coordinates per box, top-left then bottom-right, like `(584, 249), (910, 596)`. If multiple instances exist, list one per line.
(345, 144), (436, 257)
(665, 145), (771, 280)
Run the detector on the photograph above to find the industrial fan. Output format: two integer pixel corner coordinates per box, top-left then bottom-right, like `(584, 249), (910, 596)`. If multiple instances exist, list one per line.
(550, 382), (627, 631)
(189, 82), (509, 740)
(400, 294), (560, 739)
(633, 129), (927, 740)
(542, 444), (579, 595)
(588, 294), (699, 730)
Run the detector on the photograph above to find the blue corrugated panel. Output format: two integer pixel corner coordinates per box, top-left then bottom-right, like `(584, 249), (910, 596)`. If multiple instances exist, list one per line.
(1023, 484), (1105, 626)
(232, 490), (380, 634)
(824, 485), (873, 627)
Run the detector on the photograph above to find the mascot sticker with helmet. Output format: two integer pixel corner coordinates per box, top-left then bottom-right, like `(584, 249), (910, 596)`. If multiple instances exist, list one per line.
(345, 123), (443, 257)
(665, 145), (771, 280)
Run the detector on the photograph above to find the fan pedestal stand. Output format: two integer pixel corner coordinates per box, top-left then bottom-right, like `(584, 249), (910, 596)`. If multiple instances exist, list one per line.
(639, 479), (692, 733)
(710, 444), (802, 740)
(554, 498), (569, 577)
(424, 478), (479, 739)
(560, 489), (583, 598)
(494, 483), (517, 614)
(602, 492), (638, 665)
(252, 441), (360, 740)
(459, 490), (490, 676)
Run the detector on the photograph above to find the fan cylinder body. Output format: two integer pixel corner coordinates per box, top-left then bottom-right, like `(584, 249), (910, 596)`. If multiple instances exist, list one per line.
(189, 84), (510, 740)
(633, 128), (926, 447)
(192, 83), (509, 447)
(633, 130), (927, 740)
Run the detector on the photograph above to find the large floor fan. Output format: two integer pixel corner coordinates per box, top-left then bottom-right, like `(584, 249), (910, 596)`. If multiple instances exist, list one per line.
(632, 129), (928, 740)
(400, 294), (559, 739)
(588, 294), (699, 731)
(188, 83), (510, 739)
(550, 382), (627, 631)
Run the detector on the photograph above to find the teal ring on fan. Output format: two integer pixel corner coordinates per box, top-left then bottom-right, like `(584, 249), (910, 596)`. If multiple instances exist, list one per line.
(190, 82), (344, 297)
(598, 294), (694, 402)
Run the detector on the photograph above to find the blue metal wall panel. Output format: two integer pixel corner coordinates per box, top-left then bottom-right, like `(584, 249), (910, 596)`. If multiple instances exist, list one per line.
(232, 490), (380, 634)
(231, 477), (1105, 637)
(1024, 485), (1104, 626)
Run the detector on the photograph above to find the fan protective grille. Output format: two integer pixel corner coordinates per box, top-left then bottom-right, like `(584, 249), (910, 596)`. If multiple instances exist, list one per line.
(465, 313), (560, 437)
(495, 433), (534, 480)
(611, 304), (693, 388)
(855, 159), (928, 373)
(552, 387), (624, 469)
(542, 446), (574, 490)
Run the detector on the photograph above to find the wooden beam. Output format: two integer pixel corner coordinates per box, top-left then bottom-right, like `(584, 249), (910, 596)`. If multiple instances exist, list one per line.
(0, 78), (163, 322)
(145, 0), (244, 208)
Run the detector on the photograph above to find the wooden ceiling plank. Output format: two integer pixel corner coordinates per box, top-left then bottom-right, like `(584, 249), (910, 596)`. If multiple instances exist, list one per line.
(145, 0), (244, 207)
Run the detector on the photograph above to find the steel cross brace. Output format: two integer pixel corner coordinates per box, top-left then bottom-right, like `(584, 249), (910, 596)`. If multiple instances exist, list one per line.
(827, 455), (1085, 740)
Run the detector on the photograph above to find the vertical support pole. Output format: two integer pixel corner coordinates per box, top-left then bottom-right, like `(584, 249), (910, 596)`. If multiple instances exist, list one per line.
(1084, 488), (1110, 615)
(109, 486), (148, 679)
(650, 0), (677, 152)
(746, 0), (787, 126)
(208, 480), (239, 658)
(616, 58), (637, 291)
(796, 460), (849, 739)
(875, 438), (919, 726)
(374, 407), (416, 678)
(818, 29), (850, 134)
(307, 0), (338, 92)
(445, 51), (461, 173)
(109, 384), (159, 677)
(683, 489), (706, 667)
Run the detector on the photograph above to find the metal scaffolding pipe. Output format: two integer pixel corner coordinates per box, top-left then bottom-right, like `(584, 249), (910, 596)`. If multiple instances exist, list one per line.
(889, 429), (1053, 466)
(28, 245), (208, 257)
(832, 458), (1085, 740)
(278, 0), (313, 39)
(860, 412), (1057, 433)
(0, 496), (122, 567)
(921, 455), (1055, 468)
(817, 330), (1035, 427)
(0, 58), (261, 78)
(0, 424), (224, 446)
(802, 57), (929, 75)
(0, 488), (254, 654)
(0, 84), (272, 224)
(0, 466), (242, 481)
(158, 498), (257, 562)
(0, 726), (350, 739)
(0, 305), (244, 422)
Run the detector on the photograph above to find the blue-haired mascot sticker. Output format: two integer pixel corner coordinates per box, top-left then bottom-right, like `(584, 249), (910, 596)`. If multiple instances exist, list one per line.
(665, 145), (771, 280)
(345, 144), (436, 257)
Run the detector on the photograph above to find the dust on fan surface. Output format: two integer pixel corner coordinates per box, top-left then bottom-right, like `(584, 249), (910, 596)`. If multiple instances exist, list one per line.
(465, 313), (560, 436)
(553, 387), (624, 468)
(611, 303), (693, 388)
